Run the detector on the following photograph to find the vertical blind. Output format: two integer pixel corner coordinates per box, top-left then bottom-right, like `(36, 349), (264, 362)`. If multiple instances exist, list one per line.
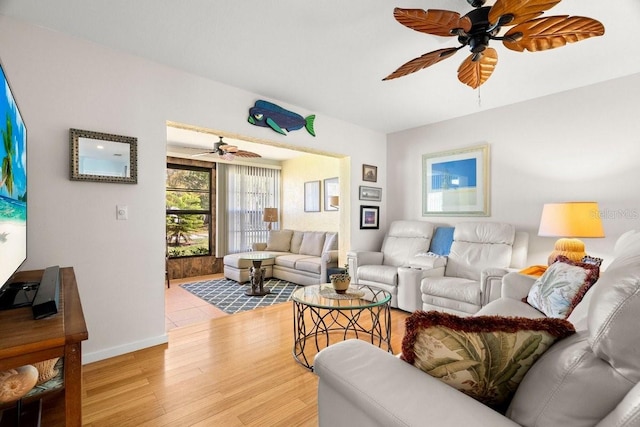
(221, 164), (281, 254)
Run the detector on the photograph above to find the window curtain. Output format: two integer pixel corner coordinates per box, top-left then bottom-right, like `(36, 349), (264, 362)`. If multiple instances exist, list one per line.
(217, 164), (281, 255)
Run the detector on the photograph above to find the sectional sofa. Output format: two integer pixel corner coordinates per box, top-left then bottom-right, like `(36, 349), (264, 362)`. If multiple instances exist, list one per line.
(223, 229), (338, 286)
(315, 230), (640, 427)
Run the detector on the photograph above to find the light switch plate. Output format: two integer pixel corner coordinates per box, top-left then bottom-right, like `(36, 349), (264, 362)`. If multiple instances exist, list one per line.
(116, 205), (128, 220)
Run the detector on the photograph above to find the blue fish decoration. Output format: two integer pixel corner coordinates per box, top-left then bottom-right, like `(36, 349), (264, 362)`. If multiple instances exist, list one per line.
(248, 100), (316, 137)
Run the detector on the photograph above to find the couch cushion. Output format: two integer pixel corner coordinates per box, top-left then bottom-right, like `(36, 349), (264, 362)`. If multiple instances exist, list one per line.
(299, 232), (326, 256)
(295, 257), (323, 275)
(358, 265), (398, 286)
(526, 256), (600, 319)
(274, 254), (311, 269)
(223, 252), (277, 268)
(454, 222), (516, 245)
(507, 332), (634, 427)
(613, 230), (640, 258)
(430, 227), (455, 256)
(380, 220), (434, 267)
(322, 232), (338, 253)
(265, 229), (293, 252)
(476, 298), (547, 319)
(401, 311), (574, 409)
(507, 257), (640, 427)
(445, 222), (516, 281)
(290, 230), (304, 254)
(597, 381), (640, 427)
(421, 277), (482, 306)
(588, 265), (640, 383)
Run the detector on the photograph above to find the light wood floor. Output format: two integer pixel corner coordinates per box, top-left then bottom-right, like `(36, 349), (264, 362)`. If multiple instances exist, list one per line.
(165, 274), (228, 330)
(83, 281), (411, 426)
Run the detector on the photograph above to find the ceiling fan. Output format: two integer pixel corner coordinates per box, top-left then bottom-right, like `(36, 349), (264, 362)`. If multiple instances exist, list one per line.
(192, 136), (261, 160)
(383, 0), (605, 88)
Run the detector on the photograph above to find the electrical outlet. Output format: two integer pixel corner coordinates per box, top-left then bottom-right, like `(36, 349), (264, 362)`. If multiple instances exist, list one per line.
(116, 205), (128, 220)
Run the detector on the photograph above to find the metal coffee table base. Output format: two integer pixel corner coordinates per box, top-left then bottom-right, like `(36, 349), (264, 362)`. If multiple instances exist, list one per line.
(292, 296), (392, 370)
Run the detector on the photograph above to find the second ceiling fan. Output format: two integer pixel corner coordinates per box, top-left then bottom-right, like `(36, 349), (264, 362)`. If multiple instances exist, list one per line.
(383, 0), (605, 88)
(193, 136), (261, 160)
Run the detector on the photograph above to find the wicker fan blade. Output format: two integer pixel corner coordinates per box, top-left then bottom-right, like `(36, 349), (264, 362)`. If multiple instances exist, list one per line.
(393, 8), (472, 37)
(457, 48), (498, 89)
(383, 48), (459, 81)
(489, 0), (561, 27)
(503, 16), (605, 52)
(234, 150), (261, 158)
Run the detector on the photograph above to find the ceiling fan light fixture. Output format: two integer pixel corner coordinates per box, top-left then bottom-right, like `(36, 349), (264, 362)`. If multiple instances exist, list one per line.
(467, 0), (486, 8)
(384, 0), (604, 88)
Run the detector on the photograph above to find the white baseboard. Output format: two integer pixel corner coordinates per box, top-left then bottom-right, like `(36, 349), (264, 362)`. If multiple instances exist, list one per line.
(81, 334), (169, 365)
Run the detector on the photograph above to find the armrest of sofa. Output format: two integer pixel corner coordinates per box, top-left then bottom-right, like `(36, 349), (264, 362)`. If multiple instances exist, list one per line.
(347, 250), (384, 283)
(398, 266), (446, 312)
(347, 250), (384, 266)
(501, 271), (537, 301)
(320, 250), (339, 283)
(251, 242), (267, 251)
(406, 254), (447, 270)
(315, 340), (520, 427)
(480, 267), (511, 306)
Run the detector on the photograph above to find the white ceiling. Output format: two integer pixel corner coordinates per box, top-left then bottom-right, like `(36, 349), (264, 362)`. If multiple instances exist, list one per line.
(166, 125), (306, 162)
(2, 0), (639, 136)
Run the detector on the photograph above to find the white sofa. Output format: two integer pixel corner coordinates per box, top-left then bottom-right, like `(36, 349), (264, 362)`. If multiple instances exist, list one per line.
(223, 229), (338, 286)
(347, 220), (445, 310)
(349, 220), (528, 313)
(419, 221), (529, 316)
(314, 231), (640, 427)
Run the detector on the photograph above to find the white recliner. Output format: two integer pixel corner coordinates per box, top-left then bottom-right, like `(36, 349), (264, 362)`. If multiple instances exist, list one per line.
(347, 220), (445, 309)
(419, 221), (529, 316)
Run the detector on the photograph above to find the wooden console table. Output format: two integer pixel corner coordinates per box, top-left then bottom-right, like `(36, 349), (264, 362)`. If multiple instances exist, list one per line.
(0, 267), (88, 426)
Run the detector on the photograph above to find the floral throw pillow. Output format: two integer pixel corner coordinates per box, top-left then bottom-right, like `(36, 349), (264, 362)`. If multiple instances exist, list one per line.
(401, 311), (575, 409)
(526, 256), (600, 318)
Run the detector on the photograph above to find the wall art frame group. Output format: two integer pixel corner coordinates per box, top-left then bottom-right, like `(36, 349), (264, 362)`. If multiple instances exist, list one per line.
(422, 143), (490, 216)
(304, 180), (321, 212)
(362, 164), (377, 182)
(359, 205), (379, 229)
(359, 185), (382, 202)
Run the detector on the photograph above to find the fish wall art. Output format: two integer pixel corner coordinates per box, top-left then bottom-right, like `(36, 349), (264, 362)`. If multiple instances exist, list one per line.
(248, 100), (316, 137)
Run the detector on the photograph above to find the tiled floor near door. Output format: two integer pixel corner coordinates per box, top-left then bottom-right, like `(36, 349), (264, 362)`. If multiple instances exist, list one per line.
(165, 273), (228, 331)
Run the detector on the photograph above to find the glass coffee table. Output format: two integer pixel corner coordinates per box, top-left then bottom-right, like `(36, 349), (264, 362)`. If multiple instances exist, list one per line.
(291, 284), (392, 370)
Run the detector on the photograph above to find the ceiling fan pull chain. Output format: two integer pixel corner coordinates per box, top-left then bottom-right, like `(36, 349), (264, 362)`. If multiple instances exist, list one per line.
(477, 86), (482, 108)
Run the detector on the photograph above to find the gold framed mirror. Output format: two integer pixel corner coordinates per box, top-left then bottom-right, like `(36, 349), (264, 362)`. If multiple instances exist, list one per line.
(70, 128), (137, 184)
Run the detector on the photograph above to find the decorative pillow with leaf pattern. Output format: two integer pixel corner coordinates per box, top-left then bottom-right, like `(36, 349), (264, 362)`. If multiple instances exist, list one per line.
(526, 255), (600, 318)
(401, 311), (575, 409)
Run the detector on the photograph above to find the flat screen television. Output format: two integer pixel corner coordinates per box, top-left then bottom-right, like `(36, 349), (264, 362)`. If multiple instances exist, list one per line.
(0, 57), (29, 308)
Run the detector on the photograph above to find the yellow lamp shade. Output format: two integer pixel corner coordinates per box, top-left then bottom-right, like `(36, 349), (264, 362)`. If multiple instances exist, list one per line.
(538, 202), (604, 265)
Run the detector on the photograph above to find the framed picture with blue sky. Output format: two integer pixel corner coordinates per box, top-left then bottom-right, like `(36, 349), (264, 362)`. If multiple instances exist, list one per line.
(422, 144), (490, 216)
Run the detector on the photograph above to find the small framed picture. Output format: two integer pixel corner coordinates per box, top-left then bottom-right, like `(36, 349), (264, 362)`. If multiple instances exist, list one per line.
(359, 205), (379, 229)
(323, 177), (339, 211)
(362, 164), (377, 182)
(359, 185), (382, 202)
(304, 180), (321, 212)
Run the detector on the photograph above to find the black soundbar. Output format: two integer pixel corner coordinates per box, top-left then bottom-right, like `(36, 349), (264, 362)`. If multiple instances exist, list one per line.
(32, 265), (60, 320)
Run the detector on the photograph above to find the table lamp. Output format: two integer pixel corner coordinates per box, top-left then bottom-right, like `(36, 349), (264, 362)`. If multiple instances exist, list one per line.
(329, 196), (339, 209)
(263, 208), (278, 231)
(538, 202), (605, 265)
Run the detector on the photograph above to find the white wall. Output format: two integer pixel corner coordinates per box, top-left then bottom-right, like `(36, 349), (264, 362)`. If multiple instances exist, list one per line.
(387, 73), (640, 266)
(0, 16), (387, 362)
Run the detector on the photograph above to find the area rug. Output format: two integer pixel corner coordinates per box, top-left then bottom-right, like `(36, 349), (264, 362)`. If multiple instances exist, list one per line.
(180, 278), (302, 314)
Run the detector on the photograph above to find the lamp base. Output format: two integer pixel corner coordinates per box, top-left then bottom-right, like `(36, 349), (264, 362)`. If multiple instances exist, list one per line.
(547, 238), (586, 265)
